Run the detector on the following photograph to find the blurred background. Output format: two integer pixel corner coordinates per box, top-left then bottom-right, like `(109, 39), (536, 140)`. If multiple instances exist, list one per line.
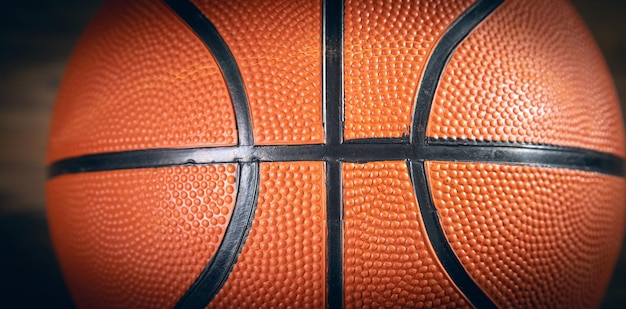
(0, 0), (625, 307)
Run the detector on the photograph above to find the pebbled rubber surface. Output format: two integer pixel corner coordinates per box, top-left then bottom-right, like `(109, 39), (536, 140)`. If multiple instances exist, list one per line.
(191, 0), (324, 145)
(47, 0), (236, 163)
(426, 0), (625, 156)
(426, 161), (626, 308)
(208, 162), (326, 308)
(343, 0), (476, 140)
(45, 0), (626, 307)
(343, 161), (471, 308)
(46, 165), (237, 309)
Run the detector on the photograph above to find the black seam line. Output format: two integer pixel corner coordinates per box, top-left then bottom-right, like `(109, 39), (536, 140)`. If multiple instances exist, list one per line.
(47, 143), (625, 178)
(323, 0), (344, 307)
(408, 161), (498, 309)
(173, 162), (260, 309)
(344, 137), (408, 144)
(410, 0), (504, 145)
(165, 0), (254, 146)
(326, 161), (343, 309)
(164, 1), (258, 308)
(410, 0), (502, 307)
(323, 0), (344, 146)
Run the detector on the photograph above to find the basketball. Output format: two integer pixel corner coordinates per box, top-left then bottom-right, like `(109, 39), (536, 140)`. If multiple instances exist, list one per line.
(46, 0), (625, 307)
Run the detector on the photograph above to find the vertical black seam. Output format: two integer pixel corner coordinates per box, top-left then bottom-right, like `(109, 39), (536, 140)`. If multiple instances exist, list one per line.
(48, 0), (623, 308)
(324, 0), (345, 145)
(164, 0), (254, 146)
(326, 160), (343, 309)
(323, 0), (345, 307)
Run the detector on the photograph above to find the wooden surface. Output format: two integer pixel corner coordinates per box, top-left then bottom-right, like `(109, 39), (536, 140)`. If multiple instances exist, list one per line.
(0, 0), (624, 307)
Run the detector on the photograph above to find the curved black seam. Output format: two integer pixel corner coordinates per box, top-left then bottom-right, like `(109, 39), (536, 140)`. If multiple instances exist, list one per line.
(46, 0), (623, 308)
(410, 0), (504, 145)
(427, 136), (619, 149)
(408, 161), (498, 309)
(173, 162), (260, 309)
(421, 143), (624, 176)
(408, 0), (503, 307)
(164, 0), (254, 146)
(47, 142), (625, 177)
(164, 0), (258, 308)
(323, 0), (345, 307)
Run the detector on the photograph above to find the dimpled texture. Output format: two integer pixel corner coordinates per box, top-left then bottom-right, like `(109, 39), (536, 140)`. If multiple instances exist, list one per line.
(426, 161), (626, 308)
(209, 162), (326, 308)
(46, 165), (237, 309)
(343, 0), (476, 140)
(427, 0), (625, 156)
(343, 161), (469, 308)
(192, 0), (323, 145)
(47, 0), (236, 163)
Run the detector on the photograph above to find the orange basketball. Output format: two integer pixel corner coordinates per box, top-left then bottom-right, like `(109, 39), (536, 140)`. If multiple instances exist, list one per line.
(46, 0), (625, 308)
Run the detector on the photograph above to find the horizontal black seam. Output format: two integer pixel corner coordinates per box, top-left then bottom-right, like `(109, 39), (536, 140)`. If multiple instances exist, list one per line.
(343, 137), (408, 144)
(426, 137), (623, 149)
(47, 142), (624, 177)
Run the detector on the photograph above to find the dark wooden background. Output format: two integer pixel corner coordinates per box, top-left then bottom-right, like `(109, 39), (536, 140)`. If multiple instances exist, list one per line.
(0, 0), (624, 307)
